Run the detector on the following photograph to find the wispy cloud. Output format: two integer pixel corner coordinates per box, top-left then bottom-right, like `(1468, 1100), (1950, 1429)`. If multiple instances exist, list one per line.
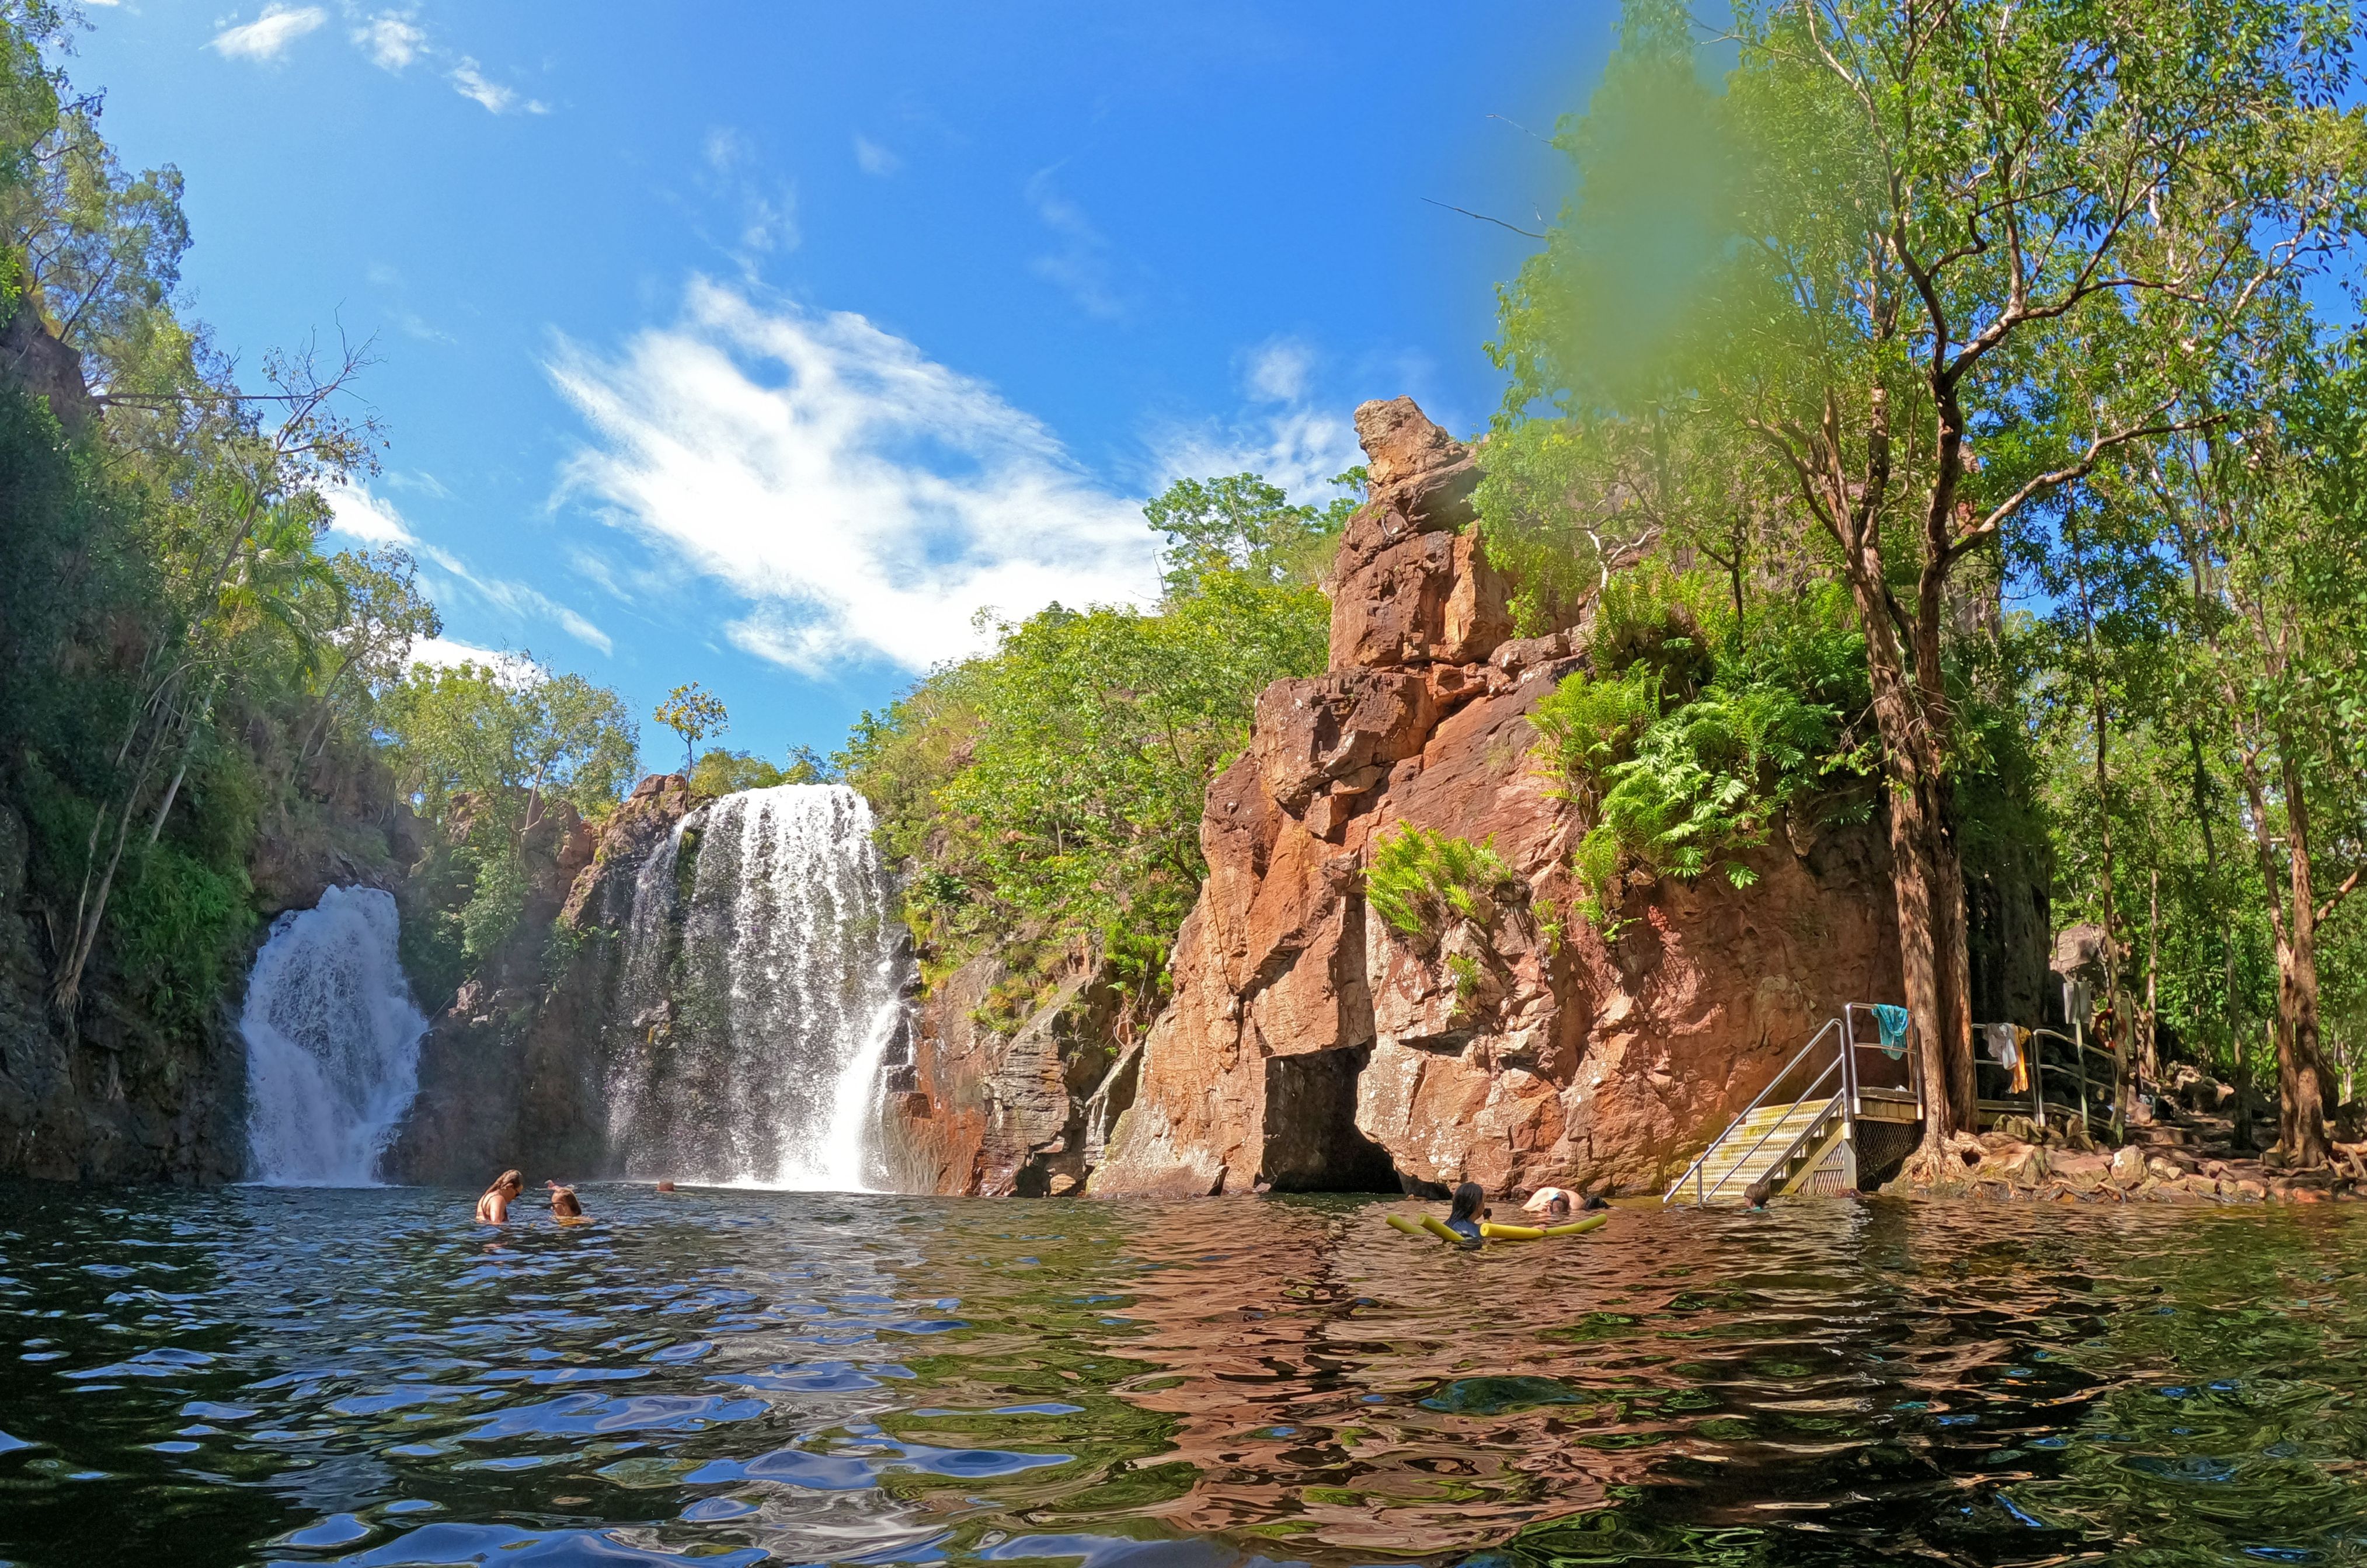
(208, 4), (324, 62)
(324, 481), (416, 545)
(353, 11), (425, 71)
(1244, 337), (1315, 403)
(852, 134), (901, 177)
(546, 278), (1160, 675)
(700, 128), (799, 259)
(325, 483), (612, 656)
(449, 55), (547, 115)
(1147, 336), (1362, 501)
(1025, 169), (1126, 319)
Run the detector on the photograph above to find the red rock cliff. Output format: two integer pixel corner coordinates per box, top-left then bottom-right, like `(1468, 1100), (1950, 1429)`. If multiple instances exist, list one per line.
(1075, 398), (1905, 1197)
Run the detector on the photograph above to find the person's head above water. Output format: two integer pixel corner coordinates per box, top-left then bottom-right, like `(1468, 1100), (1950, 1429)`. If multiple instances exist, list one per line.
(1449, 1182), (1487, 1224)
(487, 1170), (523, 1198)
(1545, 1193), (1572, 1218)
(547, 1181), (582, 1218)
(1742, 1175), (1774, 1210)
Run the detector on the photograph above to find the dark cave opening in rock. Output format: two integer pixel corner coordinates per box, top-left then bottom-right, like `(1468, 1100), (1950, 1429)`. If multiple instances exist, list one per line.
(1260, 1047), (1402, 1193)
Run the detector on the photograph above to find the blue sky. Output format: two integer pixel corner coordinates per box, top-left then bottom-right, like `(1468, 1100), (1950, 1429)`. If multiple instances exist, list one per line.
(67, 2), (1616, 769)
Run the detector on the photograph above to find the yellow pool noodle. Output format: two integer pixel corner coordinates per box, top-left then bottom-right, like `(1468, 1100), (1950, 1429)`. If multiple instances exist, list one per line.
(1479, 1220), (1545, 1241)
(1538, 1214), (1609, 1238)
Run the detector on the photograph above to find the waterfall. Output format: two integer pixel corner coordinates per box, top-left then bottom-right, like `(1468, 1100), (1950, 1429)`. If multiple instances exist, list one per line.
(240, 885), (428, 1186)
(605, 784), (908, 1190)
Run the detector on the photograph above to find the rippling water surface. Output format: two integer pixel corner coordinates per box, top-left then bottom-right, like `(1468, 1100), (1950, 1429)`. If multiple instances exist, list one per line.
(3, 1186), (2365, 1567)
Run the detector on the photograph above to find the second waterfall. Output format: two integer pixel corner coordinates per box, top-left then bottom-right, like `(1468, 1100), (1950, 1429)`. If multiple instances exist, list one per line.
(605, 784), (909, 1190)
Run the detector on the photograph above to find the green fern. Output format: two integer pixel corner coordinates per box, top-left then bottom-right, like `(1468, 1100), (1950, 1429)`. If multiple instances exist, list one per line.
(1367, 825), (1522, 950)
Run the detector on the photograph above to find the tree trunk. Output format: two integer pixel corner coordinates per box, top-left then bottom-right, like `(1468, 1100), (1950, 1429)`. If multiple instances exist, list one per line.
(1928, 782), (1976, 1128)
(2142, 869), (2161, 1091)
(2274, 748), (2333, 1166)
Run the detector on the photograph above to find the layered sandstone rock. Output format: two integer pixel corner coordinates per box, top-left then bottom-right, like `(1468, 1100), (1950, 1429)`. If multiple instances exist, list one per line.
(1086, 398), (1906, 1198)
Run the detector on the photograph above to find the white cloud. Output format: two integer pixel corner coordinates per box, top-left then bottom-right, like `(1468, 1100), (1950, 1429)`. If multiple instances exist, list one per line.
(450, 56), (545, 115)
(704, 127), (747, 170)
(546, 278), (1161, 675)
(1147, 340), (1362, 502)
(325, 483), (612, 655)
(1245, 337), (1315, 404)
(325, 482), (417, 545)
(354, 12), (425, 71)
(852, 135), (901, 177)
(409, 637), (541, 685)
(699, 128), (798, 258)
(1025, 169), (1125, 320)
(208, 4), (325, 62)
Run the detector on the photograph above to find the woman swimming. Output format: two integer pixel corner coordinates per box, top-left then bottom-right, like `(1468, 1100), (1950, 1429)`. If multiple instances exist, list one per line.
(1444, 1182), (1488, 1248)
(547, 1181), (588, 1225)
(474, 1169), (524, 1224)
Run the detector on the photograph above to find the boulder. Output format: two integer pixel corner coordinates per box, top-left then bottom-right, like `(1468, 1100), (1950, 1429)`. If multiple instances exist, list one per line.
(2107, 1144), (2147, 1188)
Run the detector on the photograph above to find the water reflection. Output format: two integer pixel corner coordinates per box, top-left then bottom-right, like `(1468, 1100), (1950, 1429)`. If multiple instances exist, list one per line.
(1, 1184), (2363, 1566)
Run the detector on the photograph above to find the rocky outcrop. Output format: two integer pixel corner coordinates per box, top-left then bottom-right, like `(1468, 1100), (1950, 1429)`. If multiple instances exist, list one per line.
(0, 301), (95, 437)
(382, 774), (694, 1184)
(1084, 398), (1910, 1198)
(874, 956), (1131, 1196)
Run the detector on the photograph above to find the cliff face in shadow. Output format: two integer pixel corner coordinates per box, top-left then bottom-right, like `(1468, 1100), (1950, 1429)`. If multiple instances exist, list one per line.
(381, 773), (697, 1186)
(882, 398), (2048, 1199)
(0, 747), (424, 1183)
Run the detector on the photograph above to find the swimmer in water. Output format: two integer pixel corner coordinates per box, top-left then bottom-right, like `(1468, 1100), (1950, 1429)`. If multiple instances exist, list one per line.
(1524, 1185), (1612, 1217)
(1443, 1181), (1488, 1248)
(548, 1181), (588, 1225)
(475, 1169), (523, 1224)
(1741, 1175), (1774, 1212)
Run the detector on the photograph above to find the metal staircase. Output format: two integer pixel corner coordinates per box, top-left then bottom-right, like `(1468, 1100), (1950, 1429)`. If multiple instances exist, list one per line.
(1663, 1005), (1922, 1205)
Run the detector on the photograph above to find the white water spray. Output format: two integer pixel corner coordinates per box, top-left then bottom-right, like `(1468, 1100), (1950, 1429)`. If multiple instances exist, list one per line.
(605, 785), (907, 1190)
(240, 885), (427, 1186)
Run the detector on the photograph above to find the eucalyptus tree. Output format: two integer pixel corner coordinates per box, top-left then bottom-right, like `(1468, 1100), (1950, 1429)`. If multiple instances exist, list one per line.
(1494, 0), (2363, 1158)
(2126, 343), (2367, 1166)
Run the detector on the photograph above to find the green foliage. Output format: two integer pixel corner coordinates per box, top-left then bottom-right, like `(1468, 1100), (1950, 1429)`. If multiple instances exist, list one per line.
(378, 660), (637, 963)
(1143, 471), (1358, 600)
(691, 748), (786, 796)
(1531, 566), (1875, 930)
(653, 681), (727, 770)
(1531, 663), (1663, 806)
(1365, 826), (1522, 952)
(108, 843), (252, 1030)
(840, 473), (1336, 1013)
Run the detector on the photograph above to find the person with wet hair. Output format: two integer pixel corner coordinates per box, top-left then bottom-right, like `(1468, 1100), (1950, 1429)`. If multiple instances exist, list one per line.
(1444, 1181), (1488, 1248)
(475, 1169), (524, 1224)
(1741, 1175), (1774, 1212)
(547, 1181), (588, 1225)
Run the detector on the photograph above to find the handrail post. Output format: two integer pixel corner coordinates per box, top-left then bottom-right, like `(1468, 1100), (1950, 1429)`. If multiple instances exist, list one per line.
(2073, 1013), (2089, 1137)
(2034, 1037), (2046, 1133)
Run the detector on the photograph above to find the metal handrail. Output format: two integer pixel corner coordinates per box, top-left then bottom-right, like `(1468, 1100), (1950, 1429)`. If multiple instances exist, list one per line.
(1665, 1017), (1845, 1205)
(1691, 1058), (1845, 1205)
(1843, 1002), (1920, 1113)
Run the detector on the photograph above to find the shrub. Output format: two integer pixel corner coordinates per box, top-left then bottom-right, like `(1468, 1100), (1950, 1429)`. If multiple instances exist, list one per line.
(1536, 566), (1876, 932)
(1366, 825), (1523, 952)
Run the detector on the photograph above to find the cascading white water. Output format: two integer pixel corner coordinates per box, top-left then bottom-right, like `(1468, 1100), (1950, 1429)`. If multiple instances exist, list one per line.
(605, 784), (908, 1190)
(240, 885), (428, 1186)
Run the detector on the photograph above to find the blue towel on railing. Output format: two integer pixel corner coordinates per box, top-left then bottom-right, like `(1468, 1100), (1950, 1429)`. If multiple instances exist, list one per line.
(1871, 1004), (1911, 1060)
